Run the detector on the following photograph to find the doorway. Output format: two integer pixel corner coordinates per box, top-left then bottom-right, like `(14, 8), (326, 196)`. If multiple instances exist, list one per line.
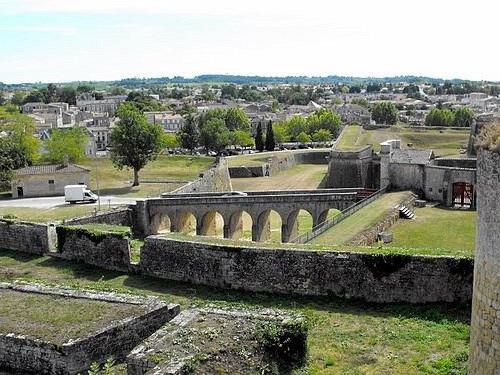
(452, 182), (474, 207)
(16, 187), (24, 198)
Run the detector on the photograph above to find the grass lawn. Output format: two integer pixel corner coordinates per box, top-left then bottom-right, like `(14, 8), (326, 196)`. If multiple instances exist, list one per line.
(79, 155), (214, 197)
(0, 205), (123, 223)
(335, 124), (469, 157)
(0, 249), (470, 374)
(227, 149), (331, 167)
(383, 206), (476, 257)
(310, 192), (412, 246)
(231, 164), (329, 191)
(0, 288), (146, 345)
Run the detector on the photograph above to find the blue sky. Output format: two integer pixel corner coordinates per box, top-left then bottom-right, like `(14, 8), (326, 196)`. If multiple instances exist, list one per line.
(1, 0), (499, 83)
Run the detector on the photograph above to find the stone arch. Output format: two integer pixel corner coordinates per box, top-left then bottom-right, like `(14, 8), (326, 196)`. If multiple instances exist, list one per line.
(284, 209), (314, 242)
(199, 211), (224, 238)
(255, 209), (283, 243)
(150, 212), (172, 235)
(317, 208), (342, 228)
(228, 210), (253, 240)
(175, 211), (197, 235)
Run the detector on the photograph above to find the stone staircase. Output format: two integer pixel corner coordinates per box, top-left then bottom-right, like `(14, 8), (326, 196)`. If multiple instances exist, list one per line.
(399, 205), (415, 219)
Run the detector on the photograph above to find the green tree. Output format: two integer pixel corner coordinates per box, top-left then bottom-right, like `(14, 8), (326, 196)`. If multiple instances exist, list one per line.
(45, 127), (88, 164)
(312, 128), (332, 142)
(225, 108), (250, 131)
(453, 107), (475, 127)
(372, 102), (398, 124)
(425, 108), (455, 127)
(110, 103), (165, 186)
(163, 133), (179, 149)
(58, 86), (77, 105)
(286, 116), (308, 140)
(307, 109), (341, 137)
(177, 115), (199, 153)
(0, 138), (31, 190)
(126, 92), (164, 112)
(272, 122), (289, 145)
(265, 121), (275, 151)
(231, 130), (254, 149)
(255, 122), (264, 152)
(297, 131), (311, 144)
(0, 105), (39, 163)
(200, 118), (231, 154)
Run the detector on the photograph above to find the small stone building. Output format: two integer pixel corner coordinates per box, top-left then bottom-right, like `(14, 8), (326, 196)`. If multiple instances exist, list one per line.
(11, 163), (90, 198)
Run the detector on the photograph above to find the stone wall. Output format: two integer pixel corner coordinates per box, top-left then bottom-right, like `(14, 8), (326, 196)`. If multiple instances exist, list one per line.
(327, 146), (378, 189)
(140, 237), (473, 304)
(228, 150), (330, 178)
(64, 208), (134, 227)
(172, 158), (232, 194)
(11, 171), (90, 198)
(469, 148), (500, 374)
(0, 220), (55, 254)
(55, 226), (131, 272)
(347, 192), (416, 246)
(0, 283), (180, 375)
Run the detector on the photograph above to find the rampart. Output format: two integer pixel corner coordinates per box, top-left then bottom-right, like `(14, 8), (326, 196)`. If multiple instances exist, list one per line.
(0, 219), (56, 254)
(64, 208), (134, 227)
(54, 226), (132, 272)
(172, 157), (232, 194)
(139, 237), (473, 304)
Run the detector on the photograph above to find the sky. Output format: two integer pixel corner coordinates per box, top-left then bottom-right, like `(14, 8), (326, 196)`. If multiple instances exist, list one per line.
(0, 0), (499, 84)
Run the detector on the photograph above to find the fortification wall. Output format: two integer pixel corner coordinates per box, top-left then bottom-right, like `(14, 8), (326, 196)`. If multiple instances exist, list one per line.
(389, 163), (425, 193)
(0, 220), (55, 254)
(327, 146), (377, 188)
(228, 150), (330, 178)
(173, 158), (232, 194)
(140, 237), (473, 304)
(64, 208), (134, 227)
(470, 148), (500, 374)
(54, 226), (131, 272)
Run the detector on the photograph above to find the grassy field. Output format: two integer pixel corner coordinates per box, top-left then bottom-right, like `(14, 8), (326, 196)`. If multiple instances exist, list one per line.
(310, 192), (411, 246)
(335, 124), (469, 157)
(383, 206), (476, 257)
(0, 249), (470, 374)
(0, 288), (146, 344)
(227, 149), (331, 167)
(0, 205), (120, 223)
(231, 164), (329, 191)
(79, 155), (214, 197)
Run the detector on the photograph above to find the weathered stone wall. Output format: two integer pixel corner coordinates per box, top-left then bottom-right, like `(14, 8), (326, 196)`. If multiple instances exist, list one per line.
(55, 226), (131, 272)
(64, 208), (134, 227)
(172, 158), (232, 194)
(140, 237), (473, 304)
(0, 283), (180, 375)
(424, 165), (476, 205)
(327, 146), (378, 188)
(228, 150), (330, 178)
(389, 163), (425, 193)
(0, 220), (55, 254)
(347, 192), (416, 246)
(469, 148), (500, 374)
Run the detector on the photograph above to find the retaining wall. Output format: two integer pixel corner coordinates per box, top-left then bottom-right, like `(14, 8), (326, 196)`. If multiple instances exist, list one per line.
(55, 226), (131, 272)
(0, 283), (179, 375)
(347, 193), (416, 246)
(64, 208), (134, 227)
(172, 158), (232, 193)
(0, 220), (55, 254)
(140, 237), (473, 304)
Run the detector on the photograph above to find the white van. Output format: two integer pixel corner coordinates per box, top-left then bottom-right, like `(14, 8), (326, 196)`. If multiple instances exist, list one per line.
(64, 185), (98, 204)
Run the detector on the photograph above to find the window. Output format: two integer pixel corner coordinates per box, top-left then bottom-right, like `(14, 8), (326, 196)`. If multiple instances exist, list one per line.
(48, 180), (54, 184)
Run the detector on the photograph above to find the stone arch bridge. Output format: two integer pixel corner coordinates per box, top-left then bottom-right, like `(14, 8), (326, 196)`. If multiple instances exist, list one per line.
(135, 188), (374, 243)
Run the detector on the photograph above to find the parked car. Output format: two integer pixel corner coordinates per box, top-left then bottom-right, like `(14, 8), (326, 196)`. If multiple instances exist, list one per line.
(222, 191), (248, 197)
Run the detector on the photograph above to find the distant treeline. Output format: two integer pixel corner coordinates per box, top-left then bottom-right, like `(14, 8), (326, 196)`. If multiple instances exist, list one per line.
(4, 74), (496, 90)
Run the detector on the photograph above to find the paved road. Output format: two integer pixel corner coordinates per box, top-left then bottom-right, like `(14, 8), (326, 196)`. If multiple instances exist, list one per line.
(0, 196), (140, 209)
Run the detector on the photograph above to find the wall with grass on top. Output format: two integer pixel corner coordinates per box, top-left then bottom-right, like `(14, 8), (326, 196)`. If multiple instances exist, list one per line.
(140, 236), (473, 304)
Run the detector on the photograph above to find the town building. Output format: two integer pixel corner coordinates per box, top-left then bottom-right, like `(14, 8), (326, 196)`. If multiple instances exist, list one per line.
(11, 161), (90, 198)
